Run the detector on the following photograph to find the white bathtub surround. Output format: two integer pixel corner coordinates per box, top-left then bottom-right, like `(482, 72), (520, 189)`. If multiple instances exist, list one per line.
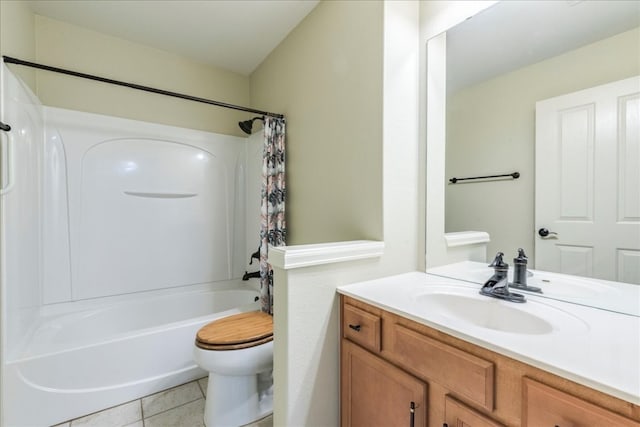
(338, 272), (640, 405)
(40, 106), (254, 303)
(0, 63), (44, 364)
(1, 65), (266, 426)
(269, 240), (386, 427)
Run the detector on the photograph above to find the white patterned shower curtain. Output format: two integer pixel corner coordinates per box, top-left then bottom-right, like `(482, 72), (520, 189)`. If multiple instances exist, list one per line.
(260, 117), (286, 314)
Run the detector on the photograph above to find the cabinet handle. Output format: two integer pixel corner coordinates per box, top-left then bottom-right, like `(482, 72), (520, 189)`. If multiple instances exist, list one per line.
(348, 324), (361, 332)
(410, 401), (415, 427)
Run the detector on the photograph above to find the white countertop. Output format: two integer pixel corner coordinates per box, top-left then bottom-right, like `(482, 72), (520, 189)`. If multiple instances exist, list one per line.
(337, 271), (640, 405)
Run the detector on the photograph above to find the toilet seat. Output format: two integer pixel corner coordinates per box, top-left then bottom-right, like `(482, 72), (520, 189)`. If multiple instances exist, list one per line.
(196, 311), (273, 350)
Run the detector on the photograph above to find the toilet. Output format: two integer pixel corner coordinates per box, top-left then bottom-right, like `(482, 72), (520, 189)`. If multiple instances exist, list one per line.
(193, 311), (274, 427)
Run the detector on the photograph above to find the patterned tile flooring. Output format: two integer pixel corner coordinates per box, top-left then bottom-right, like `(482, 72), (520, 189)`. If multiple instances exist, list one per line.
(52, 377), (273, 427)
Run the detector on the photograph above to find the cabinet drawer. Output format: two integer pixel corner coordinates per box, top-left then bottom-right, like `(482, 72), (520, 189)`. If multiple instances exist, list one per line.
(389, 324), (494, 411)
(343, 304), (381, 353)
(522, 378), (640, 427)
(445, 395), (504, 427)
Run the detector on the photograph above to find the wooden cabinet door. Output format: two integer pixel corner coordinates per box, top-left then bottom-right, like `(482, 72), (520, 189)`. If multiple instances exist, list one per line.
(523, 378), (640, 427)
(341, 339), (427, 427)
(444, 395), (504, 427)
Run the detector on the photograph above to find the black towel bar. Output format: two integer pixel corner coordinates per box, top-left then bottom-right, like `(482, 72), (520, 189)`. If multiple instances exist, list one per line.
(449, 172), (520, 184)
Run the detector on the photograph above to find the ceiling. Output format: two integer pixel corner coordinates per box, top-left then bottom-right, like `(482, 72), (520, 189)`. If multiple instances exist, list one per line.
(26, 1), (639, 87)
(26, 0), (320, 76)
(447, 0), (640, 93)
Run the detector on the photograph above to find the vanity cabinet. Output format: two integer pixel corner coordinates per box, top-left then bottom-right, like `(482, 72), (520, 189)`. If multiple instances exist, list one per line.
(340, 295), (640, 427)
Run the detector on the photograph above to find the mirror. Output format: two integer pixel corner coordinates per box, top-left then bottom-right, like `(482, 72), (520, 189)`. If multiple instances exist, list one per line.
(444, 1), (639, 277)
(428, 0), (640, 315)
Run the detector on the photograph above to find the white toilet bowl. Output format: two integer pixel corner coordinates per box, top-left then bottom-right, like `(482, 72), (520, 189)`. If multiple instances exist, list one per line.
(193, 311), (274, 427)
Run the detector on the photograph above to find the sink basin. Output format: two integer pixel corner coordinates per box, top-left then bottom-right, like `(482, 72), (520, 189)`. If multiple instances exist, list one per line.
(418, 293), (552, 334)
(413, 286), (588, 335)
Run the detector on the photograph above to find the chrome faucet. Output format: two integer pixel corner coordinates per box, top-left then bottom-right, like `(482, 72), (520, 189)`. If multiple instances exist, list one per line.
(509, 248), (542, 293)
(480, 252), (526, 303)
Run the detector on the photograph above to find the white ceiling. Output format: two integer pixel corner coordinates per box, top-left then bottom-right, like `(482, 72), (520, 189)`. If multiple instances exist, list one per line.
(26, 0), (320, 76)
(447, 0), (640, 93)
(25, 1), (640, 86)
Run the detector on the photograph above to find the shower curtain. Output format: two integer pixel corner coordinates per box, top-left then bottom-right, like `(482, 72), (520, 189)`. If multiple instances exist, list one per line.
(260, 117), (286, 315)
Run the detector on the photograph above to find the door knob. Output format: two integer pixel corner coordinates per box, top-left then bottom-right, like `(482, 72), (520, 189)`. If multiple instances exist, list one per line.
(538, 228), (558, 237)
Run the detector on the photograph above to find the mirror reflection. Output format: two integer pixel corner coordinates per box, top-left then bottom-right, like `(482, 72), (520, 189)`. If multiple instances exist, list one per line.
(444, 1), (640, 287)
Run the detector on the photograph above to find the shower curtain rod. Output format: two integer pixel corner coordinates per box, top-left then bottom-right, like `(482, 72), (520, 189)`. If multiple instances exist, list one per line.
(3, 56), (284, 119)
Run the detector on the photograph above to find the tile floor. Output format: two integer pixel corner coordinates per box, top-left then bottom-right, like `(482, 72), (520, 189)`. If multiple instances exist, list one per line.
(52, 377), (273, 427)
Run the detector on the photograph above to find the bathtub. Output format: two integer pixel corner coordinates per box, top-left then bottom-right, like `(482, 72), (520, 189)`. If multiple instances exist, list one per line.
(4, 281), (260, 427)
(0, 96), (264, 426)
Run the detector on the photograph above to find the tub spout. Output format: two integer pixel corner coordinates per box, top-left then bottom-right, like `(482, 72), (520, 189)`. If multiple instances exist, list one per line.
(243, 271), (260, 281)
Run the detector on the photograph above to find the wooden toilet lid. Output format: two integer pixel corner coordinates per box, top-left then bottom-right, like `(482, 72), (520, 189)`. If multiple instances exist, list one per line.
(195, 311), (273, 350)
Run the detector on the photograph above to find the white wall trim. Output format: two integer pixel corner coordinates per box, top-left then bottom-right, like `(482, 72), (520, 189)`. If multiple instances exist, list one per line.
(444, 231), (490, 248)
(269, 240), (384, 270)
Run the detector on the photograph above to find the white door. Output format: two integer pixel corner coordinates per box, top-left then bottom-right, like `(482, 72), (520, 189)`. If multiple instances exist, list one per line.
(535, 76), (640, 284)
